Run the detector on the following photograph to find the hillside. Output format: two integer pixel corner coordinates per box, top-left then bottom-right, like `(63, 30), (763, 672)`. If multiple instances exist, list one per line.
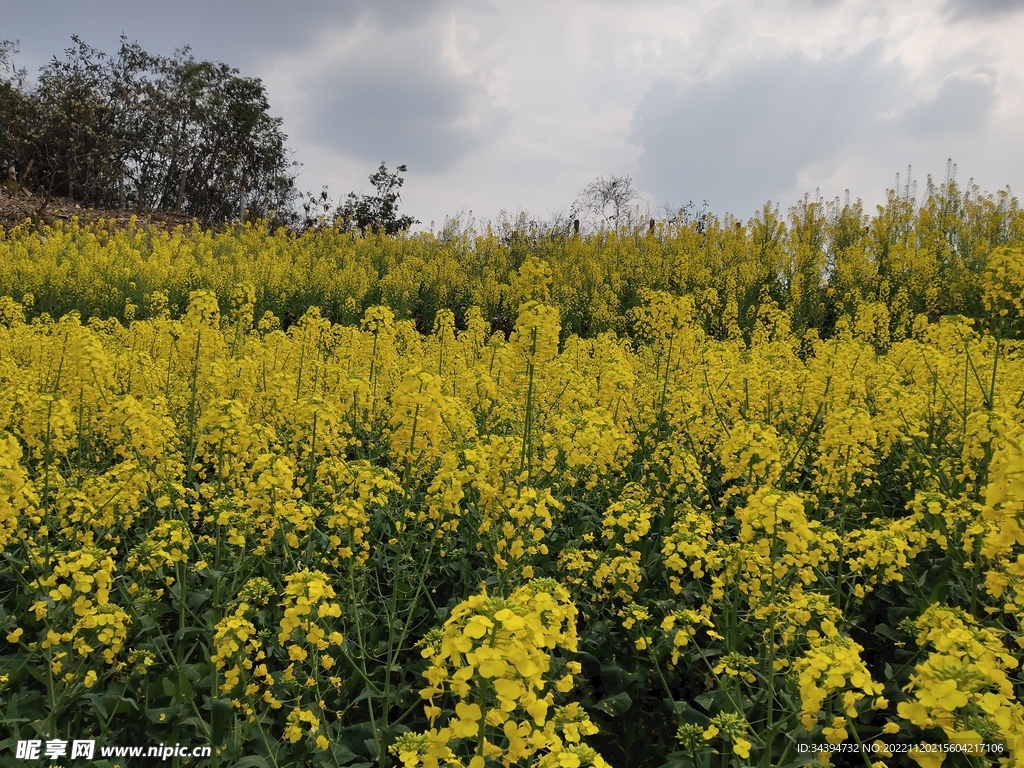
(0, 192), (202, 231)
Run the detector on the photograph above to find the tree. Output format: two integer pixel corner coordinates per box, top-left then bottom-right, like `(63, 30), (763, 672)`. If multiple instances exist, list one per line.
(571, 174), (638, 227)
(0, 36), (297, 221)
(0, 39), (27, 89)
(334, 162), (419, 235)
(0, 40), (36, 193)
(133, 50), (298, 220)
(27, 37), (131, 204)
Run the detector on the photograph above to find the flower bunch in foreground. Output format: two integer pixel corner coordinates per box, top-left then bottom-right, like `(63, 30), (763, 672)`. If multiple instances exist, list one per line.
(393, 579), (607, 768)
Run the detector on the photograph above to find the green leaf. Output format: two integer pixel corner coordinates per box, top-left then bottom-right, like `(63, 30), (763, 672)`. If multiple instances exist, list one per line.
(329, 743), (360, 765)
(599, 661), (639, 689)
(594, 692), (633, 716)
(658, 750), (697, 768)
(694, 692), (716, 711)
(928, 572), (950, 603)
(874, 623), (897, 640)
(177, 667), (195, 699)
(210, 697), (232, 746)
(776, 754), (821, 768)
(232, 757), (273, 768)
(145, 706), (178, 724)
(363, 737), (379, 760)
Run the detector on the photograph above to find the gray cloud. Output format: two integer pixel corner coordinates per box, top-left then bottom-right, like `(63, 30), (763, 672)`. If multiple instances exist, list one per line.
(629, 44), (909, 218)
(298, 29), (505, 174)
(944, 0), (1024, 20)
(0, 0), (449, 76)
(2, 0), (472, 177)
(901, 72), (997, 138)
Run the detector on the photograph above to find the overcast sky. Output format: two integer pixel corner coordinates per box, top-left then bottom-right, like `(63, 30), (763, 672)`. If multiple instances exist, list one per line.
(4, 0), (1024, 228)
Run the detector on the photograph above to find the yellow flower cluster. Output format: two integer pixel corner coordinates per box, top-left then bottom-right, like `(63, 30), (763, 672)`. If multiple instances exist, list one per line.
(979, 421), (1024, 610)
(0, 433), (36, 552)
(389, 369), (476, 467)
(812, 406), (878, 498)
(719, 421), (784, 499)
(897, 606), (1024, 752)
(318, 457), (403, 564)
(982, 246), (1024, 322)
(661, 606), (721, 664)
(409, 580), (608, 767)
(277, 569), (344, 691)
(662, 502), (715, 590)
(794, 637), (885, 738)
(845, 513), (930, 597)
(211, 604), (261, 694)
(702, 711), (753, 760)
(557, 484), (653, 601)
(733, 488), (838, 600)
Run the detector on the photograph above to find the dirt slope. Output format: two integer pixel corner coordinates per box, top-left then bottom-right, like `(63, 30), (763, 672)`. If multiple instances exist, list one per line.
(0, 193), (202, 231)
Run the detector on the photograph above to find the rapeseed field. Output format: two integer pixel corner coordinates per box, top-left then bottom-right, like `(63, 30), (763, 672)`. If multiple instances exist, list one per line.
(2, 199), (1024, 767)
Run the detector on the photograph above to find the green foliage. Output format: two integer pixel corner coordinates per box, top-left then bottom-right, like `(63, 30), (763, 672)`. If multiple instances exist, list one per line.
(0, 36), (297, 222)
(334, 163), (419, 236)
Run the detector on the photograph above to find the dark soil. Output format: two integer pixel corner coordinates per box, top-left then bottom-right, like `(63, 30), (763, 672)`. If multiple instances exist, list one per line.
(0, 192), (204, 232)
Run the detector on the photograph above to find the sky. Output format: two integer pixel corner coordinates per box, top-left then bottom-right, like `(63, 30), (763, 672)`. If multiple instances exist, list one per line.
(3, 0), (1024, 229)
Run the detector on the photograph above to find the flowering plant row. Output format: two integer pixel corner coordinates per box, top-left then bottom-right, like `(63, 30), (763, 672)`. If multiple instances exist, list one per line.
(2, 170), (1022, 345)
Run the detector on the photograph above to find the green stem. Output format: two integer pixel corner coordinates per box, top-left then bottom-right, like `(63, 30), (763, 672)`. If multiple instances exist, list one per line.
(519, 326), (538, 480)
